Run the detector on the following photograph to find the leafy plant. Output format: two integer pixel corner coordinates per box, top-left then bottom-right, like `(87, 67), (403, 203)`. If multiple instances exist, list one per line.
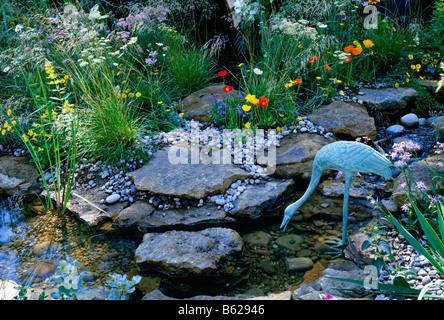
(49, 260), (88, 300)
(361, 223), (395, 273)
(105, 273), (142, 300)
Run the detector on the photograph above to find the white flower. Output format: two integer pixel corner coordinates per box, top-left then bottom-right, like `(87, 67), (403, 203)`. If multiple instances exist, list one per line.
(15, 24), (23, 32)
(298, 19), (309, 25)
(155, 42), (164, 46)
(253, 68), (263, 75)
(79, 61), (89, 67)
(317, 23), (328, 28)
(3, 66), (11, 73)
(128, 37), (137, 45)
(88, 4), (108, 20)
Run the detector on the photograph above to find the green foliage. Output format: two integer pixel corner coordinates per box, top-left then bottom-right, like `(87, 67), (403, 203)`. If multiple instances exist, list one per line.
(410, 80), (442, 116)
(105, 273), (142, 300)
(49, 260), (88, 300)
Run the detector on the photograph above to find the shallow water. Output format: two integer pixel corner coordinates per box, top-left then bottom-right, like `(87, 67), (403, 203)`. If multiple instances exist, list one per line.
(0, 188), (376, 299)
(0, 196), (140, 298)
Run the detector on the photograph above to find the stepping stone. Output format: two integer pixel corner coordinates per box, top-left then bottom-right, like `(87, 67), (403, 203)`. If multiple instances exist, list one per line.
(128, 147), (253, 200)
(135, 227), (243, 277)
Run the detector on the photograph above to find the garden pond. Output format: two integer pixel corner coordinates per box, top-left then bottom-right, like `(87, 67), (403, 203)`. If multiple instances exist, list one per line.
(0, 188), (374, 299)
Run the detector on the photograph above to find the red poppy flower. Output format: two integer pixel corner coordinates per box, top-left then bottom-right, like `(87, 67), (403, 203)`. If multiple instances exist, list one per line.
(344, 56), (352, 63)
(308, 56), (320, 63)
(258, 96), (269, 107)
(324, 65), (332, 71)
(223, 85), (234, 92)
(218, 70), (228, 77)
(294, 78), (302, 85)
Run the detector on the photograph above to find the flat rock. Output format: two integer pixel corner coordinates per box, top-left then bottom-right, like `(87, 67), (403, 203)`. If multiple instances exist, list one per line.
(44, 185), (128, 226)
(242, 231), (272, 247)
(307, 101), (376, 139)
(135, 228), (244, 277)
(318, 179), (375, 199)
(114, 201), (235, 228)
(359, 87), (417, 116)
(128, 147), (253, 199)
(229, 179), (295, 219)
(386, 124), (405, 137)
(0, 156), (41, 196)
(260, 133), (335, 180)
(178, 85), (240, 125)
(292, 259), (368, 300)
(276, 234), (304, 251)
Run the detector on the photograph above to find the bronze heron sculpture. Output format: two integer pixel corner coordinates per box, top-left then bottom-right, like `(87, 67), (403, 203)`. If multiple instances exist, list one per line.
(280, 141), (393, 256)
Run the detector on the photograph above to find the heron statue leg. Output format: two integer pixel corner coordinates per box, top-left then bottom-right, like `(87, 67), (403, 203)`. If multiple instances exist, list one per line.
(325, 173), (352, 258)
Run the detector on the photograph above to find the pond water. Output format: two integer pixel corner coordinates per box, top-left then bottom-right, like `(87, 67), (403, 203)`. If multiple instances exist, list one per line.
(0, 196), (141, 298)
(0, 187), (375, 299)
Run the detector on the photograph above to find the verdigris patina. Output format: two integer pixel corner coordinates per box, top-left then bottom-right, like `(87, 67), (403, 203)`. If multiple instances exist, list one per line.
(280, 141), (393, 256)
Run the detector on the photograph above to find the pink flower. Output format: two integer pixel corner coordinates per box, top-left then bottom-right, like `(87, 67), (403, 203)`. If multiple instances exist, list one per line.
(416, 181), (427, 191)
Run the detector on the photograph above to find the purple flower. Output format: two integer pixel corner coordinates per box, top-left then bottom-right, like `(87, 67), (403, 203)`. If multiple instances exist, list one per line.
(145, 58), (157, 65)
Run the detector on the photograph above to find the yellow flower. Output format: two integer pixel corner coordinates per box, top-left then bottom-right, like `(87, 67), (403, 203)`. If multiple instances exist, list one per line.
(38, 147), (44, 151)
(238, 63), (243, 67)
(411, 65), (416, 69)
(416, 64), (421, 69)
(179, 113), (184, 117)
(22, 134), (28, 143)
(241, 105), (251, 112)
(395, 83), (399, 88)
(408, 54), (414, 60)
(276, 127), (281, 132)
(12, 120), (17, 126)
(7, 126), (11, 131)
(1, 129), (5, 135)
(4, 122), (8, 128)
(7, 109), (11, 116)
(121, 93), (127, 98)
(353, 40), (362, 48)
(136, 92), (141, 97)
(244, 122), (251, 129)
(245, 94), (259, 105)
(406, 78), (410, 83)
(284, 82), (293, 88)
(157, 101), (163, 104)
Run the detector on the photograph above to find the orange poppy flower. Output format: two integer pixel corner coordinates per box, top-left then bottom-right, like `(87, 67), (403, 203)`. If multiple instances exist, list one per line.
(351, 46), (363, 55)
(344, 45), (354, 53)
(344, 56), (352, 63)
(324, 65), (332, 71)
(293, 78), (302, 84)
(308, 56), (320, 63)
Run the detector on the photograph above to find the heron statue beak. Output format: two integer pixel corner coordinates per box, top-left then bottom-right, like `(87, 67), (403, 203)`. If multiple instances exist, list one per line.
(280, 215), (291, 231)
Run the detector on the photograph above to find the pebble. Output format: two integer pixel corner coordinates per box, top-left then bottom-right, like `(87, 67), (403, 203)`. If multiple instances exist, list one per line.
(105, 193), (121, 204)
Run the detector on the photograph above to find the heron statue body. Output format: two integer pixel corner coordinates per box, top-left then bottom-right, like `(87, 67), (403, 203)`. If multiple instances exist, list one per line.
(280, 141), (393, 255)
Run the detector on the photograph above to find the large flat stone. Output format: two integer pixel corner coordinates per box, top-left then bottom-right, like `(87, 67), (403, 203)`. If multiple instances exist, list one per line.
(114, 201), (235, 228)
(0, 156), (41, 196)
(307, 101), (376, 139)
(128, 147), (253, 199)
(135, 228), (243, 277)
(258, 133), (335, 180)
(359, 87), (417, 118)
(229, 179), (295, 219)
